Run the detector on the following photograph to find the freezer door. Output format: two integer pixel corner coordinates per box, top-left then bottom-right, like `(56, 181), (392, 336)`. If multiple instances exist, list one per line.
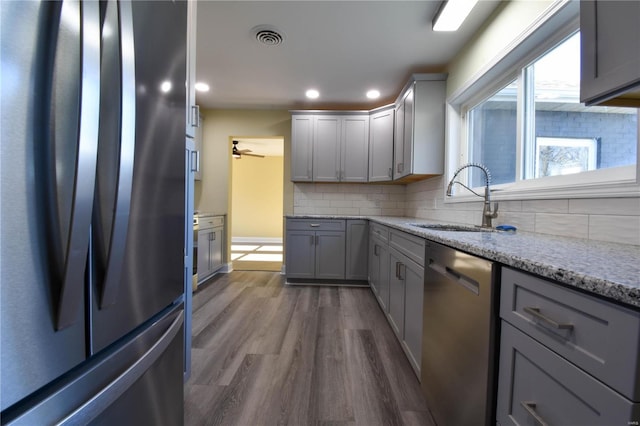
(2, 306), (184, 425)
(90, 0), (187, 352)
(1, 1), (101, 411)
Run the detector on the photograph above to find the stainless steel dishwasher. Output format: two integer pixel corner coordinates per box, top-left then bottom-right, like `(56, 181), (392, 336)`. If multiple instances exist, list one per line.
(421, 241), (499, 426)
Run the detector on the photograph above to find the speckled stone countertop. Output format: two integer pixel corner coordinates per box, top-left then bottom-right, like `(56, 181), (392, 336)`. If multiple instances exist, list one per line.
(286, 215), (640, 309)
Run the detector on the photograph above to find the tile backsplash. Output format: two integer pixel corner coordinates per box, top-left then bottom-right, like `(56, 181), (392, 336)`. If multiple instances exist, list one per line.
(293, 179), (640, 246)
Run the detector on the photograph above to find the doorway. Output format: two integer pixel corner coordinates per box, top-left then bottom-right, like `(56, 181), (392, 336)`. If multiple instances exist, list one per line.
(229, 137), (284, 271)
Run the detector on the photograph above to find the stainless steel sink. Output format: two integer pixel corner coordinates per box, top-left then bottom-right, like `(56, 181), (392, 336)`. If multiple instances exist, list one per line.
(408, 223), (495, 232)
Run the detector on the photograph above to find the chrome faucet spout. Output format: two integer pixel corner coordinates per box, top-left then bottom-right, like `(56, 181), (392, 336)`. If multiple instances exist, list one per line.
(446, 163), (499, 228)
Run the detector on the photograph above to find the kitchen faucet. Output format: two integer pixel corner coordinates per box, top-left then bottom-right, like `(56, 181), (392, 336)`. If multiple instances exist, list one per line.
(446, 163), (499, 228)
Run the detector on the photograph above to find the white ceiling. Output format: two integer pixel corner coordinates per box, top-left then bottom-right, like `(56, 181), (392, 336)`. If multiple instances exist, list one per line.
(195, 1), (502, 110)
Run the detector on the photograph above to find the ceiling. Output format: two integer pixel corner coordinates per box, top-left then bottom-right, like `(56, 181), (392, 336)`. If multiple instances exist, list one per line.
(195, 1), (502, 110)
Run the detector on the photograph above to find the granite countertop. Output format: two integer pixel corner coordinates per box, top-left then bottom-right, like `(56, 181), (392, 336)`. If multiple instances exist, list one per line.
(286, 214), (640, 309)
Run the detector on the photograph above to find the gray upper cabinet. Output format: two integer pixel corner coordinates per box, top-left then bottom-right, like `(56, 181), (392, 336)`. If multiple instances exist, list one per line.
(393, 74), (446, 181)
(313, 116), (341, 181)
(312, 114), (369, 182)
(341, 116), (369, 182)
(291, 115), (314, 182)
(194, 113), (203, 181)
(368, 106), (395, 182)
(292, 113), (369, 182)
(185, 0), (198, 138)
(580, 1), (640, 106)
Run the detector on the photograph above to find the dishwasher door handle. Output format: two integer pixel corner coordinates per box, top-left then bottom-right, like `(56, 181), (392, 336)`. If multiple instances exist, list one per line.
(428, 261), (480, 295)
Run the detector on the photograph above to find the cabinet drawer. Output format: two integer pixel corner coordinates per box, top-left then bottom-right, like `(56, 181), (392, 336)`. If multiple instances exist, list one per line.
(501, 267), (640, 401)
(389, 229), (425, 266)
(286, 219), (345, 231)
(198, 215), (224, 229)
(497, 322), (640, 425)
(370, 223), (389, 243)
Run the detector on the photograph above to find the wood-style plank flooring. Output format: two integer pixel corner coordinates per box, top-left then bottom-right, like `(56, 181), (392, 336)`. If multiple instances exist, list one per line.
(184, 271), (435, 426)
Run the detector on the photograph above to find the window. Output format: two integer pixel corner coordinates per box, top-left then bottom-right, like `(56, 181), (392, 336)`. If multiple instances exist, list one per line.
(456, 30), (639, 198)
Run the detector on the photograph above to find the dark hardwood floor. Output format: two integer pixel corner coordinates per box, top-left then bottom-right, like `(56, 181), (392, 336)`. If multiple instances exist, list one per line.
(184, 271), (435, 426)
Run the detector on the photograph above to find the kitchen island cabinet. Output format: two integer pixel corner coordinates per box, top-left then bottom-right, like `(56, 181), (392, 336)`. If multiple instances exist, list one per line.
(580, 0), (640, 106)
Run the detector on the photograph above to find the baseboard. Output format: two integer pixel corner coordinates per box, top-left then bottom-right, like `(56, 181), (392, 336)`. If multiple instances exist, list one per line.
(221, 262), (233, 273)
(232, 237), (283, 244)
(280, 264), (286, 275)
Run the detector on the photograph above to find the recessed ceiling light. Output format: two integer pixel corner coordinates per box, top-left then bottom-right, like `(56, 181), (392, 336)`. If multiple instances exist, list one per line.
(433, 0), (479, 32)
(366, 89), (380, 99)
(160, 81), (172, 93)
(195, 82), (210, 92)
(306, 89), (320, 99)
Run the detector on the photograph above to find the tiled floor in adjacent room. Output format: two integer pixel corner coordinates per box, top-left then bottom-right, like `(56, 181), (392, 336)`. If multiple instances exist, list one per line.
(184, 271), (435, 426)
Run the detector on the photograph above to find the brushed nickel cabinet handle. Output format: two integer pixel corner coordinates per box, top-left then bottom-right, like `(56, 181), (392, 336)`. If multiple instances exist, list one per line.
(524, 307), (574, 330)
(310, 223), (320, 227)
(520, 401), (549, 426)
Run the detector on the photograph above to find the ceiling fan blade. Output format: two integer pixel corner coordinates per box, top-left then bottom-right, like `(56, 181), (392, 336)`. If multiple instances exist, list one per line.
(239, 149), (252, 153)
(243, 152), (265, 158)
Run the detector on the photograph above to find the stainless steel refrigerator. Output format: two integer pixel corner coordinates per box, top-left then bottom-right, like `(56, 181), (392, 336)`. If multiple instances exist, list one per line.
(1, 0), (188, 423)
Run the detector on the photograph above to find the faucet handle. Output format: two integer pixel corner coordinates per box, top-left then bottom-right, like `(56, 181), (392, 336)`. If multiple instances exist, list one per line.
(490, 202), (499, 218)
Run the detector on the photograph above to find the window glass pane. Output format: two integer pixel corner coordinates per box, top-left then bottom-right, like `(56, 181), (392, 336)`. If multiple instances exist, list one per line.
(467, 81), (518, 187)
(527, 32), (638, 179)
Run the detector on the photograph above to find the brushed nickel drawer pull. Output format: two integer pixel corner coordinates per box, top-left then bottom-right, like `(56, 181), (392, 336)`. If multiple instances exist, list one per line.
(520, 401), (549, 426)
(310, 223), (320, 227)
(524, 307), (574, 330)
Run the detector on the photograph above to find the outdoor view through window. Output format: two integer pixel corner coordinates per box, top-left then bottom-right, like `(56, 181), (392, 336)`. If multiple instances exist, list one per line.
(466, 32), (638, 188)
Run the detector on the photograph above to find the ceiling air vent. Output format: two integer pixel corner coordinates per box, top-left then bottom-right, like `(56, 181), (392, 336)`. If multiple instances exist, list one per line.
(252, 25), (285, 46)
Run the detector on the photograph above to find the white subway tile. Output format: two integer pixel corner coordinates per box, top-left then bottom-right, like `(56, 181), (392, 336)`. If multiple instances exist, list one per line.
(368, 193), (389, 201)
(589, 215), (640, 245)
(336, 207), (359, 215)
(570, 198), (640, 216)
(497, 212), (536, 232)
(330, 200), (353, 208)
(323, 192), (345, 200)
(359, 208), (382, 215)
(380, 208), (405, 216)
(522, 199), (569, 213)
(315, 207), (338, 215)
(534, 213), (588, 239)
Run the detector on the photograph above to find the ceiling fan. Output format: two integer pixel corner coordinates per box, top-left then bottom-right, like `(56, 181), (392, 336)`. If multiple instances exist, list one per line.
(232, 140), (265, 159)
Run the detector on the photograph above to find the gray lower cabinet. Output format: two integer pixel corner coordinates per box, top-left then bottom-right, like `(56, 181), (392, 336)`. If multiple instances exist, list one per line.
(197, 215), (224, 283)
(371, 224), (425, 377)
(285, 219), (347, 280)
(346, 220), (368, 280)
(497, 267), (640, 424)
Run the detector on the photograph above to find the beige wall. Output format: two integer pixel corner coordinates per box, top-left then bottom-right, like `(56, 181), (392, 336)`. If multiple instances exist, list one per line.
(231, 155), (283, 238)
(195, 109), (292, 261)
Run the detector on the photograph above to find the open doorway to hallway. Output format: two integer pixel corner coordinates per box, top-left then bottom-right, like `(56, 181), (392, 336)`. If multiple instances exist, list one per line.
(229, 137), (284, 271)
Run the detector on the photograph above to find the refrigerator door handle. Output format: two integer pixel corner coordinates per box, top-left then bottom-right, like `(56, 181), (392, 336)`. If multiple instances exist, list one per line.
(98, 0), (136, 308)
(53, 0), (101, 330)
(56, 310), (184, 426)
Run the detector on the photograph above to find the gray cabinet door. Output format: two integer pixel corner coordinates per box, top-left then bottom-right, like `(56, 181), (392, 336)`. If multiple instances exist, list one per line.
(291, 115), (314, 181)
(211, 227), (223, 271)
(313, 116), (341, 182)
(580, 1), (640, 105)
(346, 220), (368, 280)
(368, 231), (379, 294)
(340, 116), (369, 182)
(369, 108), (394, 182)
(285, 230), (316, 278)
(197, 229), (211, 280)
(377, 242), (391, 314)
(393, 100), (405, 179)
(403, 258), (424, 374)
(388, 248), (405, 338)
(315, 231), (346, 279)
(497, 322), (639, 426)
(401, 87), (414, 178)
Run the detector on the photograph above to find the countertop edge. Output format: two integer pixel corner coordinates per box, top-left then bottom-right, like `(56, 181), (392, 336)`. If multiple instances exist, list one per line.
(285, 214), (640, 310)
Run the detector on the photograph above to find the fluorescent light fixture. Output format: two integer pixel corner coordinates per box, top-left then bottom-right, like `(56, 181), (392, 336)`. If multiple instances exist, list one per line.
(160, 81), (172, 93)
(195, 82), (210, 92)
(366, 89), (380, 99)
(433, 0), (479, 32)
(305, 89), (320, 99)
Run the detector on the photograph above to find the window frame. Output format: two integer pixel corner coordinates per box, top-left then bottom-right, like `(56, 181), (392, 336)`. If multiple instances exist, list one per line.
(445, 1), (640, 203)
